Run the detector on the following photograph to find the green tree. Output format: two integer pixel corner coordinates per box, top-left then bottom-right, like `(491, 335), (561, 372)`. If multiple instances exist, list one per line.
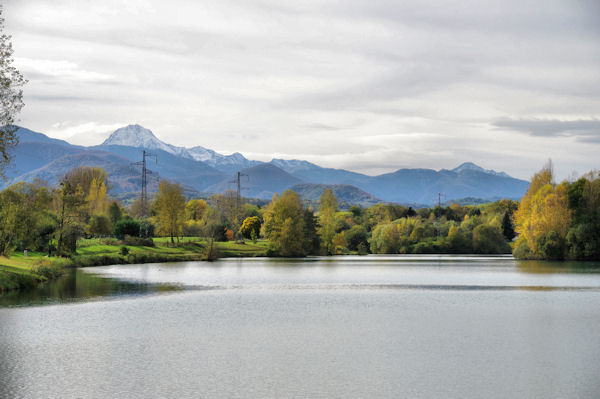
(87, 214), (112, 236)
(108, 201), (123, 226)
(472, 224), (510, 254)
(318, 188), (338, 255)
(0, 6), (26, 177)
(501, 211), (516, 241)
(54, 180), (86, 256)
(302, 208), (320, 255)
(0, 182), (54, 255)
(344, 225), (369, 252)
(113, 218), (141, 239)
(154, 181), (186, 244)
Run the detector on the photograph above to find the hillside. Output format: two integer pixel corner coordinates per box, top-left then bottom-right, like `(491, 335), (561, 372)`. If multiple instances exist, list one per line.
(4, 125), (530, 205)
(206, 164), (304, 199)
(290, 183), (383, 208)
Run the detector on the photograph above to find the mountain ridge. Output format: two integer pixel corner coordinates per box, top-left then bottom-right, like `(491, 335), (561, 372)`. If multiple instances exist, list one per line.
(4, 125), (530, 205)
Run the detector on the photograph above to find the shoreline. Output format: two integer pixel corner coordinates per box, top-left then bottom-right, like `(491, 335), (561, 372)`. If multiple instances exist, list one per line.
(0, 238), (269, 294)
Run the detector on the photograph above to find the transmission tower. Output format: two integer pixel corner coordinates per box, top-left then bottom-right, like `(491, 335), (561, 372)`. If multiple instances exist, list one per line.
(131, 150), (157, 219)
(229, 171), (249, 239)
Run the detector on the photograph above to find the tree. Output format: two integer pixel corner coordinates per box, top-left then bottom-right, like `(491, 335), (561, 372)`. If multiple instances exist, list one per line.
(113, 218), (141, 239)
(0, 6), (26, 178)
(62, 166), (110, 221)
(87, 214), (112, 236)
(240, 216), (261, 239)
(501, 211), (516, 241)
(154, 181), (186, 244)
(344, 225), (369, 252)
(262, 191), (307, 256)
(302, 208), (320, 255)
(0, 182), (61, 255)
(514, 162), (572, 258)
(54, 180), (86, 255)
(318, 188), (338, 255)
(472, 224), (510, 254)
(185, 199), (208, 221)
(108, 201), (123, 226)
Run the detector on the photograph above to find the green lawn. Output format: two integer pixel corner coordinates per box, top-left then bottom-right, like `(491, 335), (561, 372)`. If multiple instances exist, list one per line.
(1, 237), (270, 292)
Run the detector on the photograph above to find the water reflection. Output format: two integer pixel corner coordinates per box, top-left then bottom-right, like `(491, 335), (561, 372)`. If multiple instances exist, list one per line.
(516, 259), (600, 274)
(0, 268), (180, 307)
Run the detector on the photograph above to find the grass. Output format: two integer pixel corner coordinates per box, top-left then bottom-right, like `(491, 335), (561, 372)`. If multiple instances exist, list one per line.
(0, 252), (71, 293)
(0, 237), (270, 293)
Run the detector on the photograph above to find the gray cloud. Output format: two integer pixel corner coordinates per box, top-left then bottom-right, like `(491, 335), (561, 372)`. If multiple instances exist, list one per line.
(492, 118), (600, 142)
(3, 0), (600, 180)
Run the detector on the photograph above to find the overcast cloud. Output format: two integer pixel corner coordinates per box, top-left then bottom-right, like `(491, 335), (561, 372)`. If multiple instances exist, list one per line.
(4, 0), (600, 179)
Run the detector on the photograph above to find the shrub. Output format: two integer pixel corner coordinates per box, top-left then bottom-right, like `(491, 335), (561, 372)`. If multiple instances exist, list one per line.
(123, 236), (155, 247)
(113, 218), (140, 239)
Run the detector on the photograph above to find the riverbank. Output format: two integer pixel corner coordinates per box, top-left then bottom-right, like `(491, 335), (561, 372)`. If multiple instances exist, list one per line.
(0, 238), (269, 293)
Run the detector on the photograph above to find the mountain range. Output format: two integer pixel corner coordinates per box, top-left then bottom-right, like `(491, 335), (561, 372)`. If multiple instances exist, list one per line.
(3, 124), (530, 206)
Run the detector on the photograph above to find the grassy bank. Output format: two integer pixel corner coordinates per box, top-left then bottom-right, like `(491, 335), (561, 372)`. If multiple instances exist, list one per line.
(0, 238), (269, 293)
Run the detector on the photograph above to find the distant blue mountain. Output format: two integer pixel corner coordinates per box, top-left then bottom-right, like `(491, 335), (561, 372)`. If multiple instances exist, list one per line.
(4, 125), (530, 205)
(206, 163), (303, 200)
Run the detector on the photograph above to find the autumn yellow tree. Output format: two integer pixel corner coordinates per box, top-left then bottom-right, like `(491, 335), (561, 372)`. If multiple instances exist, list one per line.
(262, 190), (306, 256)
(154, 181), (186, 244)
(514, 161), (571, 259)
(318, 188), (338, 255)
(185, 199), (208, 221)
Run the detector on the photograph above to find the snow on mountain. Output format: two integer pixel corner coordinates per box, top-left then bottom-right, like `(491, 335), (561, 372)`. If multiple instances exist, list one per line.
(270, 158), (319, 172)
(188, 146), (259, 172)
(451, 162), (510, 178)
(101, 124), (191, 158)
(187, 145), (222, 163)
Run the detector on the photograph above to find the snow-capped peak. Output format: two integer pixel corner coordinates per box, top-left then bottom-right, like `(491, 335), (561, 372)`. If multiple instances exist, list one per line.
(451, 162), (510, 178)
(101, 124), (188, 156)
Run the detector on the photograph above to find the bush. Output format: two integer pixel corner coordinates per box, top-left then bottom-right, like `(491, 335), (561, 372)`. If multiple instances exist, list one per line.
(537, 230), (566, 260)
(113, 218), (140, 239)
(119, 246), (129, 256)
(472, 224), (511, 254)
(123, 236), (155, 247)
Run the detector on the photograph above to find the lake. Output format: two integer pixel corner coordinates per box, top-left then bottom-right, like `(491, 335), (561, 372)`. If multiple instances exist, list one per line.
(1, 255), (600, 398)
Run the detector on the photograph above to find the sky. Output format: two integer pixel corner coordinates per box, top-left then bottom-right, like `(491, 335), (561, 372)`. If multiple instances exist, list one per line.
(4, 0), (600, 180)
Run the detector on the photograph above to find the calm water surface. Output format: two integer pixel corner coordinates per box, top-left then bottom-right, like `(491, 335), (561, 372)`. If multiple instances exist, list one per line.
(1, 255), (600, 398)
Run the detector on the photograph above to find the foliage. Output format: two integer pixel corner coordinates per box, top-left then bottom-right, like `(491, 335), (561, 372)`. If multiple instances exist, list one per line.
(185, 199), (208, 221)
(0, 6), (27, 178)
(318, 188), (338, 255)
(87, 213), (112, 236)
(154, 181), (186, 243)
(122, 236), (154, 247)
(108, 201), (123, 226)
(262, 190), (314, 256)
(514, 162), (572, 259)
(240, 216), (262, 239)
(113, 218), (140, 239)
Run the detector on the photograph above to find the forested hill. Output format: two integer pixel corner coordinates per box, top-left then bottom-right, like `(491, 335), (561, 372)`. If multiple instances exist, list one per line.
(289, 183), (383, 208)
(4, 125), (529, 205)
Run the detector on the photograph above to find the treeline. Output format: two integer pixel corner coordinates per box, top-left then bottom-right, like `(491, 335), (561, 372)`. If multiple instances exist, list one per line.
(0, 165), (518, 258)
(1, 163), (597, 261)
(513, 162), (599, 260)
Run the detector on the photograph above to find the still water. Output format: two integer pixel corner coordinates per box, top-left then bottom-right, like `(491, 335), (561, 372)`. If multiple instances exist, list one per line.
(1, 255), (600, 398)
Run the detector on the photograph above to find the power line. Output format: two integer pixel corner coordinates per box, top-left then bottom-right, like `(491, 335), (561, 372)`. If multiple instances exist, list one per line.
(229, 171), (249, 239)
(131, 150), (157, 219)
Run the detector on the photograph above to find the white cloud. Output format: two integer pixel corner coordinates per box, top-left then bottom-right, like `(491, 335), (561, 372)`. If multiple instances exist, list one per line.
(4, 0), (600, 180)
(47, 122), (126, 146)
(14, 57), (116, 83)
